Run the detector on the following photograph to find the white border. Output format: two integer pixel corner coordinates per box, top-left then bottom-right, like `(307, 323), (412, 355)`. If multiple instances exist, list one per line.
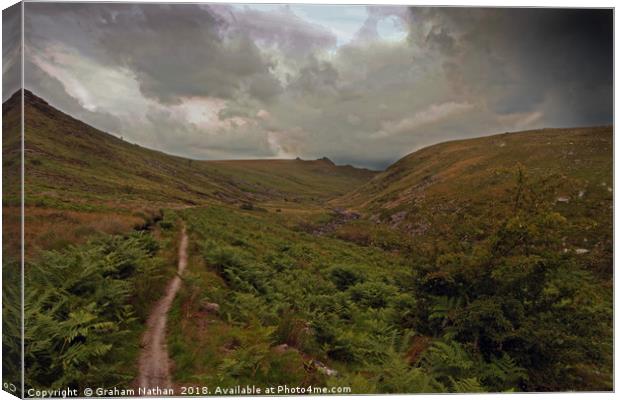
(0, 1), (615, 400)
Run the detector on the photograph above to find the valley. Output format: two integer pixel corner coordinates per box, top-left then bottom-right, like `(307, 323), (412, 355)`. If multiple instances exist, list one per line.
(3, 91), (613, 394)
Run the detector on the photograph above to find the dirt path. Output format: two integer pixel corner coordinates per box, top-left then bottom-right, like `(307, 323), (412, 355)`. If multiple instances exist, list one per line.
(136, 225), (188, 390)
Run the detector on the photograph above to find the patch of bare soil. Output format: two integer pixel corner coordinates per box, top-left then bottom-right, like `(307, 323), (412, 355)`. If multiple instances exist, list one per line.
(136, 226), (188, 391)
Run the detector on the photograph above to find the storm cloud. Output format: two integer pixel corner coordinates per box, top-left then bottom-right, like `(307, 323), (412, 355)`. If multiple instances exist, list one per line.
(410, 8), (613, 126)
(19, 4), (613, 169)
(3, 3), (21, 101)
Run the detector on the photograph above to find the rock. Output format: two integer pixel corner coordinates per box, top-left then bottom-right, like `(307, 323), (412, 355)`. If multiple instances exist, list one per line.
(575, 248), (589, 255)
(200, 301), (220, 313)
(313, 360), (339, 377)
(311, 209), (360, 236)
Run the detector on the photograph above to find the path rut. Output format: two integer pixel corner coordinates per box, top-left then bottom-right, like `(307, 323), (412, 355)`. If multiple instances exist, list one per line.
(136, 225), (188, 390)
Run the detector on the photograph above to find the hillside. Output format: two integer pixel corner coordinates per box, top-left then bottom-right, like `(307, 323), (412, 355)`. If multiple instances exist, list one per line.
(3, 90), (376, 256)
(334, 126), (613, 275)
(4, 90), (376, 211)
(340, 126), (612, 212)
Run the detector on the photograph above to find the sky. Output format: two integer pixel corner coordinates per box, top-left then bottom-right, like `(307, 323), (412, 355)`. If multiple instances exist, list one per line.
(4, 3), (613, 169)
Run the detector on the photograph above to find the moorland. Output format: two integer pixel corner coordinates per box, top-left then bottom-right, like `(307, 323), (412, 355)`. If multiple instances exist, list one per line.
(2, 90), (613, 395)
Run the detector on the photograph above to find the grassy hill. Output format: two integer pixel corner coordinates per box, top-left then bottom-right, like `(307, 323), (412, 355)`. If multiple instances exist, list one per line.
(8, 90), (375, 211)
(340, 126), (612, 213)
(334, 126), (613, 275)
(2, 91), (375, 255)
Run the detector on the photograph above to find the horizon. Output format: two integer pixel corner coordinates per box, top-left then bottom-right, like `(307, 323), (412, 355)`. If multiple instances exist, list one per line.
(8, 87), (614, 172)
(3, 4), (613, 170)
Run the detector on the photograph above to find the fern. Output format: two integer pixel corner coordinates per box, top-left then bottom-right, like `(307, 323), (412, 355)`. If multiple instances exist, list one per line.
(451, 377), (484, 392)
(429, 296), (464, 326)
(24, 232), (161, 390)
(479, 353), (527, 390)
(422, 340), (475, 374)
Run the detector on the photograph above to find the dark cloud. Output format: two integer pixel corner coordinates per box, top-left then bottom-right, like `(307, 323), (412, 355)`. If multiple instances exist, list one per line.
(410, 7), (613, 126)
(246, 71), (283, 102)
(25, 3), (278, 104)
(3, 3), (21, 101)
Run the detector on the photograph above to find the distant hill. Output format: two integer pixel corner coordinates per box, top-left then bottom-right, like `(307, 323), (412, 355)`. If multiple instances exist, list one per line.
(339, 126), (612, 215)
(3, 90), (376, 211)
(335, 126), (613, 274)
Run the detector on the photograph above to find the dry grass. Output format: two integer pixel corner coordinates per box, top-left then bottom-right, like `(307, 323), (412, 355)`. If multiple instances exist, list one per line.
(3, 206), (146, 259)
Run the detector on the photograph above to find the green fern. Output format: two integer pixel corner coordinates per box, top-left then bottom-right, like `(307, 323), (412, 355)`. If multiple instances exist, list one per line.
(450, 377), (484, 392)
(24, 232), (162, 390)
(429, 296), (464, 326)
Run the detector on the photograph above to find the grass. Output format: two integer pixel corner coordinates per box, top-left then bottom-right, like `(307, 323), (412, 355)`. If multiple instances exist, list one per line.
(11, 91), (375, 213)
(339, 126), (612, 216)
(4, 89), (377, 259)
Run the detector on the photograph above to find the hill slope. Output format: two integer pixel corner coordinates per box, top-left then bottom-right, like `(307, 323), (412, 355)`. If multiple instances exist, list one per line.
(5, 90), (376, 211)
(340, 127), (612, 213)
(335, 126), (612, 274)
